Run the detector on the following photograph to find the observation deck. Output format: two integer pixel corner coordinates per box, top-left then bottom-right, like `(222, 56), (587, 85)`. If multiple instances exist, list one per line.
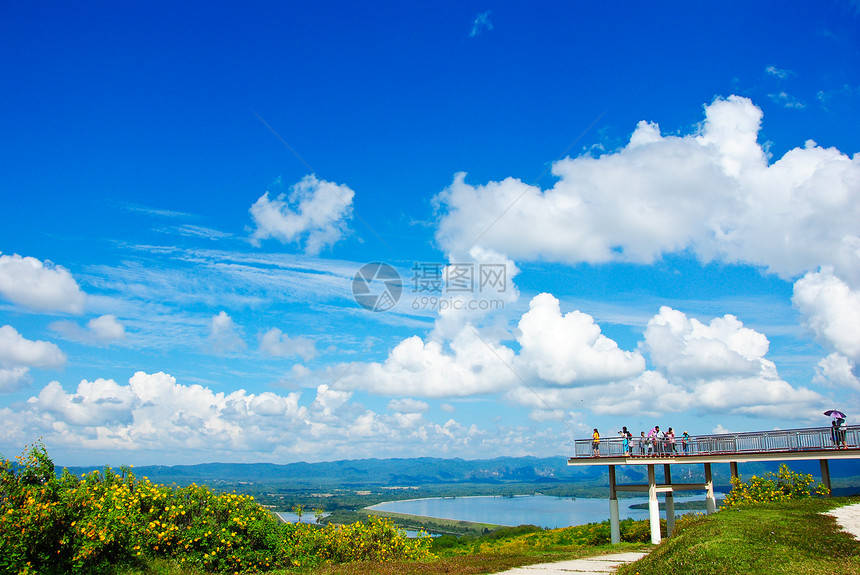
(568, 425), (860, 545)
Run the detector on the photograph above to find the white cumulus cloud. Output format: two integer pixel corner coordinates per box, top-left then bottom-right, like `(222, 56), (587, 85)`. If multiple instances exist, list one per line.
(813, 353), (860, 391)
(509, 304), (828, 420)
(434, 96), (860, 282)
(516, 293), (645, 385)
(793, 268), (860, 361)
(641, 307), (824, 418)
(34, 378), (136, 426)
(0, 325), (67, 369)
(0, 370), (560, 463)
(17, 372), (304, 453)
(0, 325), (66, 391)
(0, 253), (86, 314)
(643, 306), (769, 379)
(337, 326), (518, 397)
(249, 174), (354, 254)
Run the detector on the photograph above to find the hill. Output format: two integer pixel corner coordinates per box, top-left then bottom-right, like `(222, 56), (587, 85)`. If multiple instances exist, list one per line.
(60, 456), (860, 489)
(62, 455), (605, 487)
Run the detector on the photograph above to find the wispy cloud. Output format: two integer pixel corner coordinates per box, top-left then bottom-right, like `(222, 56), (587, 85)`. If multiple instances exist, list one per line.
(259, 328), (316, 361)
(816, 84), (860, 108)
(207, 311), (247, 355)
(768, 91), (805, 108)
(50, 314), (127, 346)
(160, 224), (233, 241)
(765, 65), (793, 79)
(119, 202), (196, 219)
(470, 11), (494, 37)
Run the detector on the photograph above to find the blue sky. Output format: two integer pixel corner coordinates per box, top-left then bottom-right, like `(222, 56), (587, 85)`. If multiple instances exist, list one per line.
(1, 1), (859, 466)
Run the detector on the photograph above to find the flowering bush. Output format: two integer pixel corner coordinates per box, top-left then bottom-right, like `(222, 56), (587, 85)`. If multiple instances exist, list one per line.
(722, 464), (830, 507)
(0, 442), (433, 574)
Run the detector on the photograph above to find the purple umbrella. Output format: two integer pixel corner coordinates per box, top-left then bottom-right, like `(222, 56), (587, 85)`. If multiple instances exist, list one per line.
(825, 409), (847, 419)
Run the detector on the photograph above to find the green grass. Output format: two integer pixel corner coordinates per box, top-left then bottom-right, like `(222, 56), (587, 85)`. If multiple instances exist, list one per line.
(116, 559), (211, 575)
(119, 546), (644, 575)
(616, 497), (860, 575)
(310, 545), (645, 575)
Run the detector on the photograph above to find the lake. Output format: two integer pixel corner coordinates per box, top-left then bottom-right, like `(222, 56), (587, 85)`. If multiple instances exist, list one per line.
(275, 511), (329, 524)
(367, 493), (718, 529)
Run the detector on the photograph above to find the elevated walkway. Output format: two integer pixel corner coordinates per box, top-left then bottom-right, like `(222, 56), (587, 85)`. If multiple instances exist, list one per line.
(568, 425), (860, 545)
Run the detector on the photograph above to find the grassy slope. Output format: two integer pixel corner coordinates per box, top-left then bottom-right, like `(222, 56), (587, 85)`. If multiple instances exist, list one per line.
(616, 497), (860, 575)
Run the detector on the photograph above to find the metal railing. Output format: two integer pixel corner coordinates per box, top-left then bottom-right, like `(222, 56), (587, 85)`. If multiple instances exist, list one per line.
(572, 425), (860, 459)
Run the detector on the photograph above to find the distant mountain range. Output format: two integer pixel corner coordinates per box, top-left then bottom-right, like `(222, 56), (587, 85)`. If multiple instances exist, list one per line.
(62, 456), (607, 487)
(57, 455), (860, 493)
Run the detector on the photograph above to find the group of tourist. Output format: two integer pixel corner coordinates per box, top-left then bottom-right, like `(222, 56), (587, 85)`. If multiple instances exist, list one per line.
(588, 416), (853, 457)
(590, 426), (692, 457)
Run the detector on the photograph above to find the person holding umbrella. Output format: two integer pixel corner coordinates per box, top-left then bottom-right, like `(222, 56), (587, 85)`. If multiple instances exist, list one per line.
(831, 418), (840, 447)
(825, 410), (847, 448)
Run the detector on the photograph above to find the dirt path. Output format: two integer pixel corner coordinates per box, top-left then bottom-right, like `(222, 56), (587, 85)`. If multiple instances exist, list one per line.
(492, 551), (649, 574)
(826, 502), (860, 539)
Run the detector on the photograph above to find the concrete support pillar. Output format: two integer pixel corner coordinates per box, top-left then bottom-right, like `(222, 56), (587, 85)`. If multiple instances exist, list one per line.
(664, 464), (675, 537)
(648, 464), (661, 544)
(820, 459), (832, 497)
(730, 461), (739, 481)
(704, 463), (717, 514)
(609, 466), (620, 544)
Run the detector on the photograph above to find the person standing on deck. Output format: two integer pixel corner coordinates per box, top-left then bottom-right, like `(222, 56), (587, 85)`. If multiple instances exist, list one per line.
(592, 428), (600, 457)
(647, 426), (659, 456)
(837, 417), (847, 448)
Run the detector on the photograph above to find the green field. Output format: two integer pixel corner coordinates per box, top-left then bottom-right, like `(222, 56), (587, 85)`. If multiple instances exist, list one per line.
(616, 498), (860, 575)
